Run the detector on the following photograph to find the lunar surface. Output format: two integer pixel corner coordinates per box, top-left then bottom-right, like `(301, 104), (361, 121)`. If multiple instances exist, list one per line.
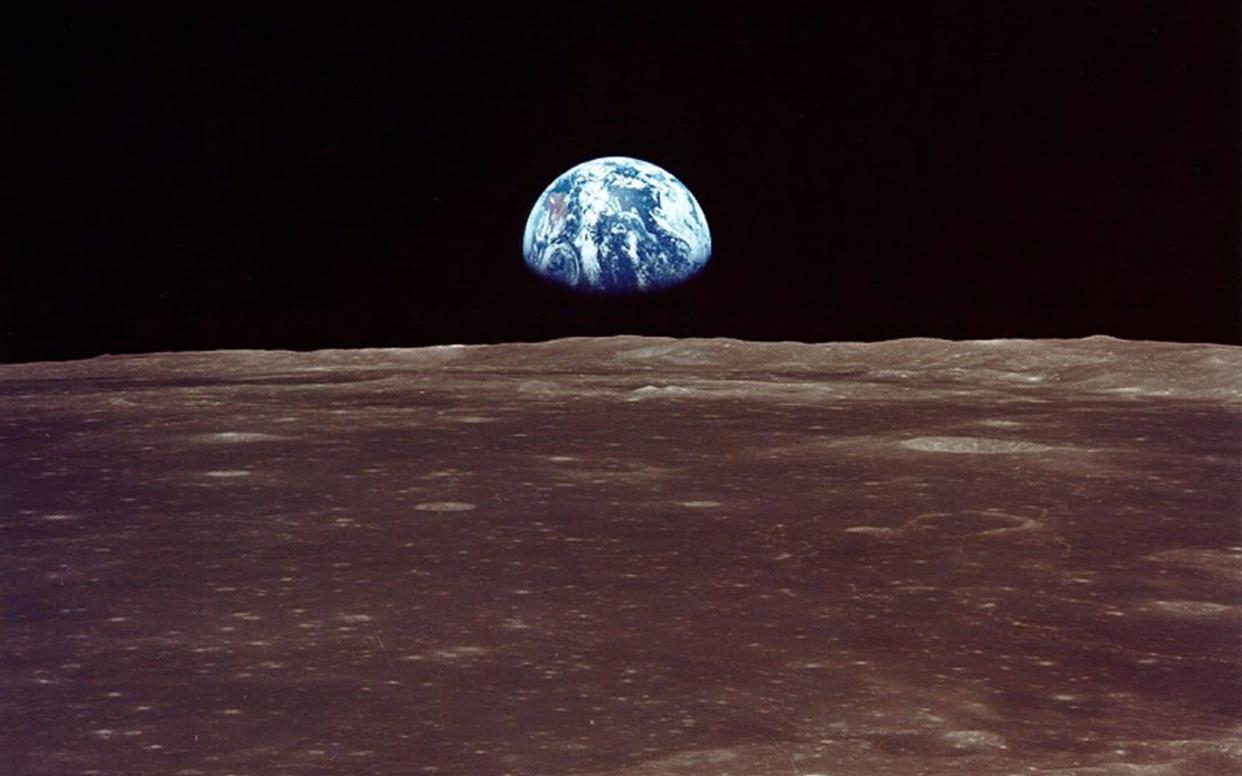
(2, 336), (1240, 775)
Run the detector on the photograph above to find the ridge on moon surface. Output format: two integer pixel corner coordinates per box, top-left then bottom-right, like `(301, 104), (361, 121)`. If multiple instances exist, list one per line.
(1, 336), (1239, 775)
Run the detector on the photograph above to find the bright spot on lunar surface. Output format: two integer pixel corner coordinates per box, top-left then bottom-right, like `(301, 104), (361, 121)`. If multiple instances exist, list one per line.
(2, 335), (1240, 775)
(522, 157), (711, 293)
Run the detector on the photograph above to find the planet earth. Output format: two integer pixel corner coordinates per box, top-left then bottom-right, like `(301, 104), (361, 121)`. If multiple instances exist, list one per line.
(522, 156), (711, 293)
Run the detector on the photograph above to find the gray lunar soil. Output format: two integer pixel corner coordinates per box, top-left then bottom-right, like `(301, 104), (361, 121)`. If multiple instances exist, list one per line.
(2, 336), (1240, 775)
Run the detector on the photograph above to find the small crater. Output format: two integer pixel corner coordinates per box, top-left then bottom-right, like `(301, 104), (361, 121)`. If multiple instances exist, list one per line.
(194, 432), (287, 444)
(899, 436), (1055, 454)
(851, 511), (1041, 540)
(942, 729), (1007, 752)
(414, 502), (476, 512)
(906, 511), (1038, 537)
(977, 419), (1024, 428)
(844, 526), (897, 537)
(868, 729), (1008, 757)
(405, 646), (490, 662)
(1145, 548), (1242, 582)
(626, 385), (697, 400)
(650, 749), (738, 766)
(1144, 600), (1237, 618)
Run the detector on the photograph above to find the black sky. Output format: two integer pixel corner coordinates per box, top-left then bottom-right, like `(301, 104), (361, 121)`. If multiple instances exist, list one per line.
(9, 2), (1239, 362)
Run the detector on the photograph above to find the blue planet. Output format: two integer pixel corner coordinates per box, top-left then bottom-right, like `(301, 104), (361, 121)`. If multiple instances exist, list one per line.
(522, 157), (711, 293)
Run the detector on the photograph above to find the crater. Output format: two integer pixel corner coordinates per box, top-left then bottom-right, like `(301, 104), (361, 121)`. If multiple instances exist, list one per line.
(193, 432), (287, 444)
(906, 511), (1039, 537)
(899, 436), (1055, 454)
(1144, 600), (1238, 618)
(844, 526), (898, 537)
(447, 415), (498, 424)
(976, 419), (1024, 428)
(848, 511), (1042, 540)
(626, 385), (698, 400)
(404, 646), (490, 662)
(414, 502), (476, 512)
(1145, 548), (1242, 582)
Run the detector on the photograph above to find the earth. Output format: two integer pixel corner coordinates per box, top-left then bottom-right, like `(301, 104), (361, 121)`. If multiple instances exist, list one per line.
(522, 157), (711, 293)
